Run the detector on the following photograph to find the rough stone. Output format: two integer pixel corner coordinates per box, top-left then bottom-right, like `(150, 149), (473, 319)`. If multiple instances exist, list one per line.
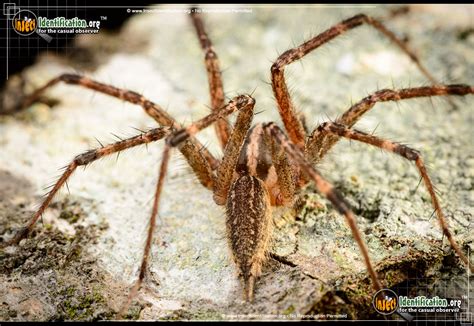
(0, 4), (472, 321)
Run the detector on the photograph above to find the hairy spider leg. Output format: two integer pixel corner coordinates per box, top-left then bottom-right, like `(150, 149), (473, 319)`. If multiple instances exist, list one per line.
(271, 14), (444, 149)
(1, 127), (172, 247)
(118, 94), (255, 315)
(262, 122), (383, 293)
(117, 145), (171, 319)
(314, 121), (474, 272)
(20, 73), (219, 185)
(191, 10), (232, 149)
(307, 84), (474, 164)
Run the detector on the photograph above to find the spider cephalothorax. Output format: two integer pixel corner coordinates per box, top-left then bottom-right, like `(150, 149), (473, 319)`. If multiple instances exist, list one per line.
(1, 7), (473, 320)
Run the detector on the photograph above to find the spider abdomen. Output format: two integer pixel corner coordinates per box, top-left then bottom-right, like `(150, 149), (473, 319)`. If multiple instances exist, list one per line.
(225, 174), (272, 301)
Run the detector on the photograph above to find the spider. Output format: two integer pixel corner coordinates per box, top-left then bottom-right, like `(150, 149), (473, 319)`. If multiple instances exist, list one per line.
(1, 7), (473, 319)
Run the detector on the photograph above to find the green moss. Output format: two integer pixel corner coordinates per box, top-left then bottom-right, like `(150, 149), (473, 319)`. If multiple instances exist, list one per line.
(59, 210), (80, 224)
(282, 305), (295, 315)
(383, 269), (402, 286)
(192, 310), (225, 320)
(159, 308), (224, 321)
(58, 286), (109, 320)
(66, 286), (76, 297)
(121, 303), (143, 320)
(331, 251), (350, 269)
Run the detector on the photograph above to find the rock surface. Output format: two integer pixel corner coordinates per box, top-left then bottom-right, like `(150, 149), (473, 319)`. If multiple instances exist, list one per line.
(0, 4), (473, 321)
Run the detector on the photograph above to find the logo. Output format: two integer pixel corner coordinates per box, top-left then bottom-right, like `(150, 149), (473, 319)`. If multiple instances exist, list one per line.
(373, 289), (398, 315)
(9, 6), (101, 40)
(12, 9), (37, 36)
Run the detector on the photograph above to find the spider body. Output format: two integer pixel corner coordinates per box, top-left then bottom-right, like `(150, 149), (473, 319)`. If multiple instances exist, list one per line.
(2, 8), (473, 319)
(226, 173), (273, 302)
(234, 124), (295, 206)
(223, 122), (300, 301)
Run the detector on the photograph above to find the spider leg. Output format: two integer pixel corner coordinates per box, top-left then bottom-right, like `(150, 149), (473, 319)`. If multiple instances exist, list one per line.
(315, 121), (473, 272)
(22, 74), (180, 129)
(117, 144), (171, 319)
(261, 122), (383, 292)
(212, 98), (255, 205)
(167, 93), (255, 204)
(227, 122), (296, 207)
(271, 14), (446, 149)
(167, 94), (255, 147)
(21, 73), (218, 186)
(306, 84), (473, 164)
(263, 129), (295, 206)
(118, 94), (255, 313)
(190, 9), (232, 149)
(0, 127), (172, 248)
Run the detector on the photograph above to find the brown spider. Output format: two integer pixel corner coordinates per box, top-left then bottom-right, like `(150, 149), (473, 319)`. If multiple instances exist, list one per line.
(1, 8), (473, 319)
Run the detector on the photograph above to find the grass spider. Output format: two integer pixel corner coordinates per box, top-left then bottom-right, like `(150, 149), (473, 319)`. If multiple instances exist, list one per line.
(1, 6), (473, 320)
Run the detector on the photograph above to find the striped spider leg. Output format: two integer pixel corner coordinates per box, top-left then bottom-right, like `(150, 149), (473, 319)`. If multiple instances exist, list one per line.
(3, 7), (473, 322)
(118, 82), (473, 318)
(271, 13), (449, 149)
(1, 73), (221, 247)
(3, 8), (231, 247)
(118, 94), (256, 317)
(268, 10), (474, 297)
(190, 9), (231, 149)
